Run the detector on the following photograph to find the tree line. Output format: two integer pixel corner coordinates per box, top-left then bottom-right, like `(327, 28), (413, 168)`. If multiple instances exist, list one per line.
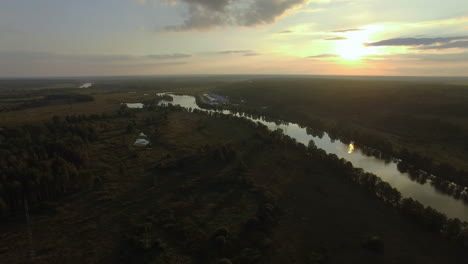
(197, 98), (468, 199)
(170, 105), (468, 247)
(303, 138), (468, 244)
(0, 115), (98, 218)
(1, 93), (94, 112)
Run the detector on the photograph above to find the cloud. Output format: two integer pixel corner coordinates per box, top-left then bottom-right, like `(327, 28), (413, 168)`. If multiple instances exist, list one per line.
(165, 0), (309, 31)
(241, 0), (307, 26)
(0, 51), (134, 63)
(243, 52), (260, 56)
(363, 52), (468, 62)
(197, 49), (259, 56)
(306, 53), (339, 58)
(218, 50), (252, 54)
(146, 53), (192, 59)
(365, 36), (468, 47)
(330, 28), (363, 33)
(0, 26), (23, 34)
(136, 0), (176, 6)
(113, 61), (187, 68)
(216, 50), (259, 56)
(0, 51), (190, 77)
(417, 40), (468, 50)
(324, 36), (347, 40)
(279, 30), (293, 34)
(0, 51), (192, 64)
(185, 0), (231, 11)
(415, 52), (468, 61)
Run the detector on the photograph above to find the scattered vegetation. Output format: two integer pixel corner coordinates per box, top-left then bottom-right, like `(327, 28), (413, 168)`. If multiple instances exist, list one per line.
(0, 77), (467, 264)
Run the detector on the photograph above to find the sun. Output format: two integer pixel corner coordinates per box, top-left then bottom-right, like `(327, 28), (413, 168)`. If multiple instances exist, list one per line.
(334, 27), (381, 61)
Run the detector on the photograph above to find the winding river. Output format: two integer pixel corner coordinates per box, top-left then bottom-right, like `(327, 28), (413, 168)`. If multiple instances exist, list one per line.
(159, 94), (468, 221)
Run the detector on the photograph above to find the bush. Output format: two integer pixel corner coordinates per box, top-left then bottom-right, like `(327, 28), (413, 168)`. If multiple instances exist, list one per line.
(213, 235), (227, 248)
(217, 258), (232, 264)
(239, 248), (262, 264)
(129, 222), (166, 251)
(0, 197), (7, 217)
(363, 236), (384, 253)
(213, 227), (230, 238)
(308, 250), (328, 264)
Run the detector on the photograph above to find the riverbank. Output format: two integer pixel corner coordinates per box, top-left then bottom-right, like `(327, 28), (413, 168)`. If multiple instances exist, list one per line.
(214, 78), (468, 173)
(159, 93), (468, 222)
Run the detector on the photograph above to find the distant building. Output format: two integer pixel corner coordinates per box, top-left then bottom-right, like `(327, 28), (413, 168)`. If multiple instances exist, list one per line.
(201, 94), (229, 105)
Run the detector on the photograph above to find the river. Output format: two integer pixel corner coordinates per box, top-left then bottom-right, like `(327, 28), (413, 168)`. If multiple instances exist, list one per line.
(159, 94), (468, 221)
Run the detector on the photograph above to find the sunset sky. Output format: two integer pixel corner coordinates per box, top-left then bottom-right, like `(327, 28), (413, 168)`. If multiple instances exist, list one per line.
(1, 0), (468, 77)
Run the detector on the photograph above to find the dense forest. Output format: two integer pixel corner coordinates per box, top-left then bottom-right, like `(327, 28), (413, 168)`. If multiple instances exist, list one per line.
(0, 115), (98, 217)
(213, 79), (468, 197)
(0, 93), (94, 112)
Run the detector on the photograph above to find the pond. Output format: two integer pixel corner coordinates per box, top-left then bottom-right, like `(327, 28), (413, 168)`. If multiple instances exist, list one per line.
(158, 93), (468, 221)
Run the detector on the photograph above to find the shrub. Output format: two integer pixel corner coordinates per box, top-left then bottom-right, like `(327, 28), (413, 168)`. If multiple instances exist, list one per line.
(0, 197), (7, 217)
(213, 227), (230, 238)
(217, 258), (233, 264)
(363, 236), (384, 253)
(213, 235), (227, 248)
(239, 248), (262, 264)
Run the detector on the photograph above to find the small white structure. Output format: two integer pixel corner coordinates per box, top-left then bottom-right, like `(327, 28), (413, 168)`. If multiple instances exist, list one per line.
(134, 132), (150, 147)
(124, 103), (144, 109)
(79, 83), (93, 88)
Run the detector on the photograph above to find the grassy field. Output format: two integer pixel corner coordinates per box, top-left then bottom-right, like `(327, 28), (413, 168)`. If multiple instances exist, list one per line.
(0, 91), (152, 126)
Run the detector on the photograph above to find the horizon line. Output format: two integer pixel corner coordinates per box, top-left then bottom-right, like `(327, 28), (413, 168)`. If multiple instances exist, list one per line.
(1, 74), (468, 80)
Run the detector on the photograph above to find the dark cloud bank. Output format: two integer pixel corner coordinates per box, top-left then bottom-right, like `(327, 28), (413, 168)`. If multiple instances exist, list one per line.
(325, 36), (347, 41)
(330, 28), (363, 33)
(0, 51), (192, 63)
(365, 36), (468, 50)
(166, 0), (308, 31)
(307, 53), (339, 58)
(146, 53), (192, 59)
(216, 50), (259, 56)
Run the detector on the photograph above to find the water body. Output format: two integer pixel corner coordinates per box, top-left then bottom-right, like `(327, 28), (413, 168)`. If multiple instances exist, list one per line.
(159, 94), (468, 221)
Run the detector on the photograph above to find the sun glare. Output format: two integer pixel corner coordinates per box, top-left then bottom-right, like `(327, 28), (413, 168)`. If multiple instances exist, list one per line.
(335, 26), (383, 61)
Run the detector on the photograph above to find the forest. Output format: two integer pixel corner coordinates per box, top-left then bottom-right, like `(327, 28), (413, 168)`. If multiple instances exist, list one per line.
(213, 78), (468, 196)
(0, 77), (467, 264)
(0, 114), (98, 217)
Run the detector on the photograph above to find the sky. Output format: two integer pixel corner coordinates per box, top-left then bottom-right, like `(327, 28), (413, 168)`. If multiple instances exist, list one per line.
(1, 0), (468, 77)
